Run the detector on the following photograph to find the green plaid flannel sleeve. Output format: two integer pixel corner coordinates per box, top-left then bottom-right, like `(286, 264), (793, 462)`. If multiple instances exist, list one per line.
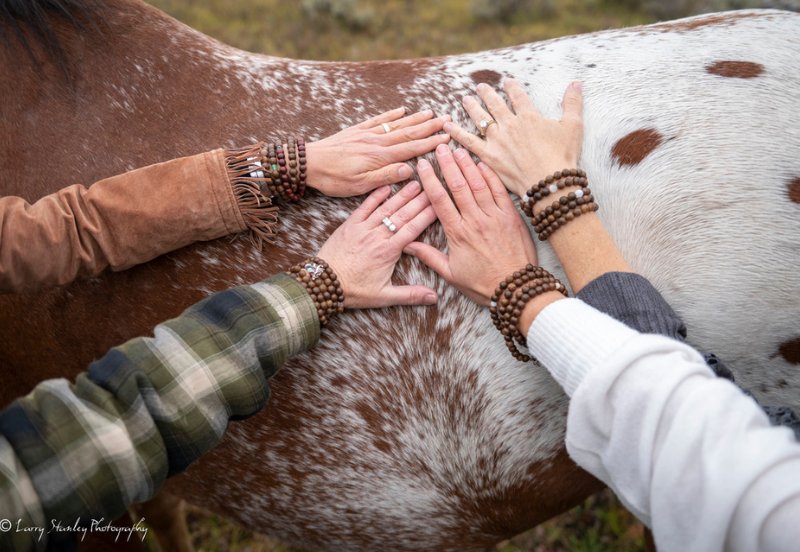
(0, 273), (318, 551)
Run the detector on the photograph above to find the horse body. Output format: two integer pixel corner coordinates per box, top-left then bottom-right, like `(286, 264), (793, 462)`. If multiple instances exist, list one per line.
(1, 2), (798, 549)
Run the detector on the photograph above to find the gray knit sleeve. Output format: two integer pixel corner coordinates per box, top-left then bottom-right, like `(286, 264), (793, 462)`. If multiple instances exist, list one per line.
(576, 272), (687, 341)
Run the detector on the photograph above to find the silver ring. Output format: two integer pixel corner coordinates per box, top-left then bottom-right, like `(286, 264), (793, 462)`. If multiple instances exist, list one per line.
(381, 122), (392, 134)
(478, 118), (496, 138)
(381, 217), (397, 232)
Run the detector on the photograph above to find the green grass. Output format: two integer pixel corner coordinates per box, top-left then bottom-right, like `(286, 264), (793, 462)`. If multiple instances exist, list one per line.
(143, 0), (661, 550)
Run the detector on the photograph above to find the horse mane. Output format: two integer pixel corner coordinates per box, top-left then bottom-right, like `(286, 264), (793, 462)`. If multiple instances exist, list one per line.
(0, 0), (105, 73)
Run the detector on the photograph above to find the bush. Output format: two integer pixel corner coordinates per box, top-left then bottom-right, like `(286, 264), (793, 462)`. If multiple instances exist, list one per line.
(470, 0), (556, 22)
(301, 0), (374, 30)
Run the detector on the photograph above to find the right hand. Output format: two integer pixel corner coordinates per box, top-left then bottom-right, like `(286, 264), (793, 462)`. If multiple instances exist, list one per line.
(443, 79), (584, 198)
(404, 144), (537, 306)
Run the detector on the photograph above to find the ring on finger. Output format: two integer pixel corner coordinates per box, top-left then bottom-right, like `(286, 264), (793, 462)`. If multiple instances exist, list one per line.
(477, 118), (496, 138)
(381, 122), (392, 134)
(381, 217), (397, 232)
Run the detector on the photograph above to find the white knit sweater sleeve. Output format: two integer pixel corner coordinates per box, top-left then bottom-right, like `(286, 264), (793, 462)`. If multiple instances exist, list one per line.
(526, 298), (800, 552)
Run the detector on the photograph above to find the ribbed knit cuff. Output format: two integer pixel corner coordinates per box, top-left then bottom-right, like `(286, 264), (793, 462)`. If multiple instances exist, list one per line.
(577, 272), (687, 340)
(526, 298), (640, 396)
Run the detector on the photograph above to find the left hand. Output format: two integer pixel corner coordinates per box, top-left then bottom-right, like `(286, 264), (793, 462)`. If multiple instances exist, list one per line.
(317, 181), (439, 309)
(306, 107), (451, 197)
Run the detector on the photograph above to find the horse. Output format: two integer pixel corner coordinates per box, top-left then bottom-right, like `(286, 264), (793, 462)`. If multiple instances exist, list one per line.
(1, 1), (798, 550)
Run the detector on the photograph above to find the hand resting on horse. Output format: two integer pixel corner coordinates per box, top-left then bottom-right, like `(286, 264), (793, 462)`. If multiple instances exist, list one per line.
(408, 80), (800, 552)
(0, 107), (448, 293)
(0, 181), (439, 551)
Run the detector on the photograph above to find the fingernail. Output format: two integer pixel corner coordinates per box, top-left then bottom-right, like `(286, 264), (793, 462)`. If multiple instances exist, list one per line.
(571, 81), (582, 91)
(436, 143), (450, 155)
(424, 292), (438, 305)
(421, 108), (433, 116)
(417, 158), (431, 170)
(440, 114), (451, 122)
(477, 83), (488, 91)
(454, 148), (467, 158)
(405, 180), (420, 193)
(443, 122), (454, 133)
(398, 165), (412, 179)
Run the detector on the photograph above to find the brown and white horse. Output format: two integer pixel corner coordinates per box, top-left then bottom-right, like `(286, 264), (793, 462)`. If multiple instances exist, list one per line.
(1, 1), (798, 549)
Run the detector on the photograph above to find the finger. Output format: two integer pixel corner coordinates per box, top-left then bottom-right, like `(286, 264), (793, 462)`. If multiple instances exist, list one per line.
(561, 81), (583, 124)
(380, 116), (450, 146)
(443, 121), (487, 157)
(354, 107), (407, 129)
(417, 157), (461, 231)
(462, 95), (496, 136)
(367, 180), (422, 227)
(384, 133), (451, 161)
(350, 185), (392, 223)
(370, 108), (434, 134)
(475, 82), (513, 123)
(389, 187), (432, 226)
(392, 204), (437, 246)
(478, 162), (517, 211)
(436, 144), (480, 218)
(453, 148), (495, 214)
(403, 242), (452, 281)
(504, 78), (538, 116)
(369, 162), (415, 188)
(379, 284), (438, 307)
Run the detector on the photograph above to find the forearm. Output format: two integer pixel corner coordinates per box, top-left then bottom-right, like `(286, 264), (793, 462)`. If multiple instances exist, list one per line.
(0, 273), (318, 549)
(527, 299), (800, 551)
(0, 148), (273, 293)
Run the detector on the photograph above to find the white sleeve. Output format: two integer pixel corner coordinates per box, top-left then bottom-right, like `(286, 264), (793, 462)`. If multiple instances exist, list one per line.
(527, 298), (800, 552)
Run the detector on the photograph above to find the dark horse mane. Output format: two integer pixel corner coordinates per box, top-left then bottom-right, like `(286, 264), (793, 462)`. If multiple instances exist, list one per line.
(0, 0), (105, 73)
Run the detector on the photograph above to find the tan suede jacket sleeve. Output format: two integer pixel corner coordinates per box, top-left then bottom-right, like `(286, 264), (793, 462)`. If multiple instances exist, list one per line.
(0, 148), (273, 293)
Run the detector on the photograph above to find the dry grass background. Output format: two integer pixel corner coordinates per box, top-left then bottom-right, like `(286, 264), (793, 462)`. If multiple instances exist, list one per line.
(140, 0), (788, 550)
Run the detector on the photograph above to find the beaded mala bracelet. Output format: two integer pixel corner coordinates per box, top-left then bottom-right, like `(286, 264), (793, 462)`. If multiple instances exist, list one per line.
(521, 168), (599, 240)
(489, 264), (568, 362)
(288, 257), (345, 326)
(522, 168), (587, 217)
(248, 137), (308, 203)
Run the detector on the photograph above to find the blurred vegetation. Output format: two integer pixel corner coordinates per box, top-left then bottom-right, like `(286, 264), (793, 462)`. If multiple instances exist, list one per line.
(143, 0), (795, 550)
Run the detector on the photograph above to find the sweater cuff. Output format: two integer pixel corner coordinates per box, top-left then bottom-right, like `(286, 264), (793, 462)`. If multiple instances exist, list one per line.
(527, 298), (641, 396)
(577, 272), (686, 340)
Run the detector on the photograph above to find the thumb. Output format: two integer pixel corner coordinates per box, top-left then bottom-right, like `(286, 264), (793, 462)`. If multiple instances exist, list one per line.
(404, 242), (451, 281)
(561, 81), (583, 123)
(380, 285), (438, 307)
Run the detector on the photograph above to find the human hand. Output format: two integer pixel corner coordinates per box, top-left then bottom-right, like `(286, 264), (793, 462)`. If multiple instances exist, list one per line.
(403, 144), (537, 306)
(306, 107), (451, 197)
(317, 182), (438, 309)
(443, 79), (583, 198)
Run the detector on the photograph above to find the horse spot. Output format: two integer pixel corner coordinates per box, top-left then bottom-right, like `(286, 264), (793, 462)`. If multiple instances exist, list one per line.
(706, 60), (764, 79)
(611, 128), (663, 167)
(778, 337), (800, 365)
(788, 177), (800, 204)
(470, 69), (502, 86)
(586, 63), (596, 68)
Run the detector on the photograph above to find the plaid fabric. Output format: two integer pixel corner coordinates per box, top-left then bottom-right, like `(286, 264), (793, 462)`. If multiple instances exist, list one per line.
(0, 273), (318, 551)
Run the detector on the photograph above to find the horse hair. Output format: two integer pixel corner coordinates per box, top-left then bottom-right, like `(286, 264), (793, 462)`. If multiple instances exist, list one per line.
(0, 0), (104, 74)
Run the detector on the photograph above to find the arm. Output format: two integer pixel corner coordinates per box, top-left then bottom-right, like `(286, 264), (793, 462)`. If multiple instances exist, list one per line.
(527, 299), (800, 552)
(0, 149), (255, 293)
(1, 108), (450, 294)
(0, 273), (318, 550)
(0, 182), (438, 550)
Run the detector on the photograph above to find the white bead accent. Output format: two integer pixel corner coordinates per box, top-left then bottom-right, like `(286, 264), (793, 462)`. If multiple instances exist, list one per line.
(575, 189), (584, 198)
(490, 301), (497, 308)
(549, 184), (558, 193)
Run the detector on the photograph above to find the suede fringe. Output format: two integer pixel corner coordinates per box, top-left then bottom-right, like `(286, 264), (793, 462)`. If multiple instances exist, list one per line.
(225, 144), (280, 248)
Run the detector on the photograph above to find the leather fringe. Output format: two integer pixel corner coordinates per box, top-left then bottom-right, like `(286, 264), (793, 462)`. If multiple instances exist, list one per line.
(225, 143), (280, 248)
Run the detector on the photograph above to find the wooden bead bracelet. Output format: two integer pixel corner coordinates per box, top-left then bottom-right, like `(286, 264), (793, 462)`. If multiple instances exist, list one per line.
(253, 137), (308, 202)
(288, 256), (344, 326)
(522, 168), (599, 241)
(489, 264), (568, 362)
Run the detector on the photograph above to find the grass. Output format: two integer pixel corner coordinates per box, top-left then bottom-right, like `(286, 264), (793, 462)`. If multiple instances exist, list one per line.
(143, 0), (663, 550)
